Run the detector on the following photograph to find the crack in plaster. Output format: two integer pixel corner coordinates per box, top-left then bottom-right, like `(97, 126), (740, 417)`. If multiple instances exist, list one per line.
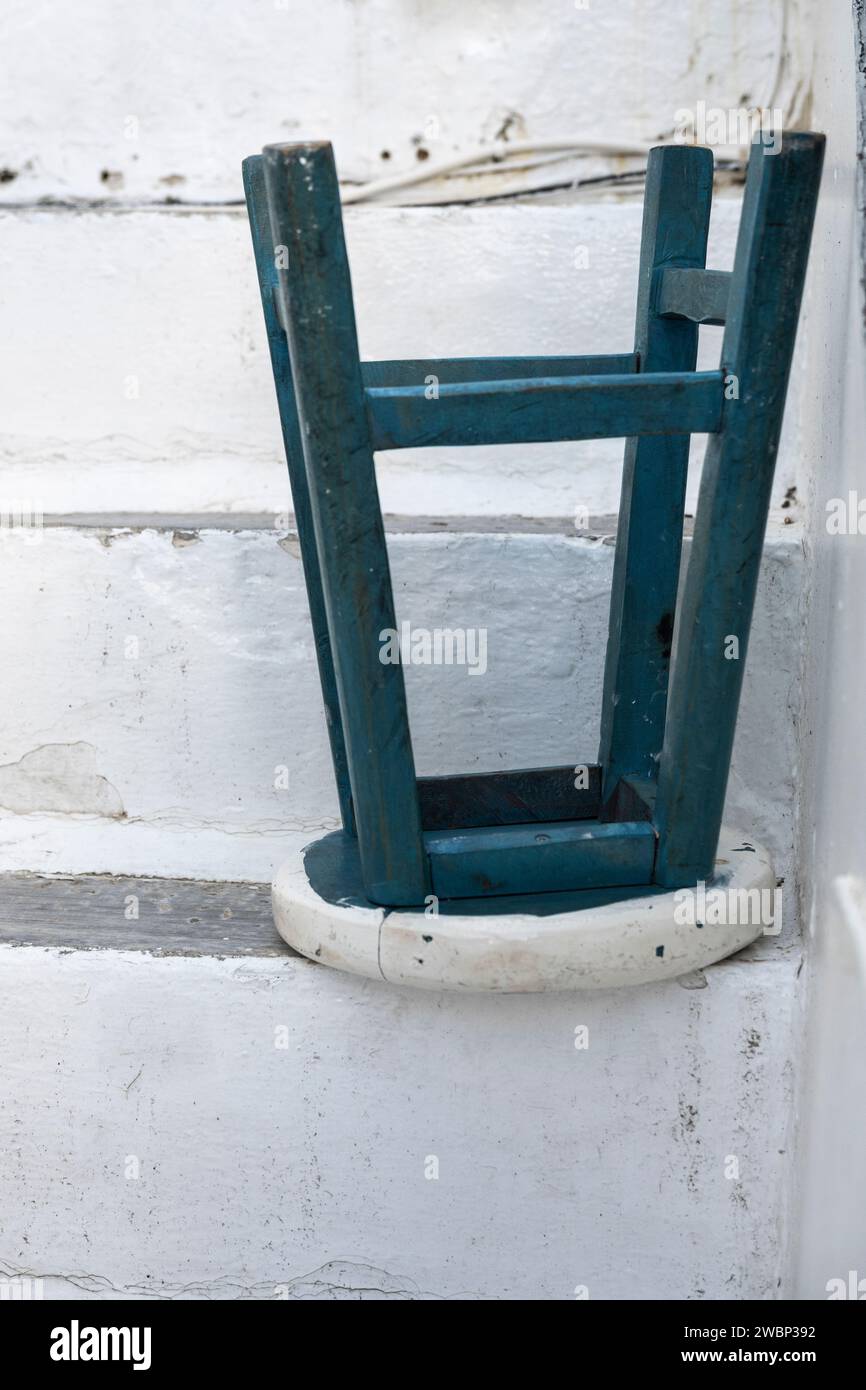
(0, 1257), (452, 1301)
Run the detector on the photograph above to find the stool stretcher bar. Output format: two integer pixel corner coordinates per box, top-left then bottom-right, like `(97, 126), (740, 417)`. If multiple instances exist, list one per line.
(361, 353), (638, 388)
(365, 370), (724, 451)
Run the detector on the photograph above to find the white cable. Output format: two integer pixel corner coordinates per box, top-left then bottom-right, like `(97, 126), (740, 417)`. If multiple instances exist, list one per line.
(340, 137), (654, 205)
(340, 134), (749, 205)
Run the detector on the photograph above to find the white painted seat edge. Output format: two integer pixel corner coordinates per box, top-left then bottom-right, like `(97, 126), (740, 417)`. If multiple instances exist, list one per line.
(271, 827), (774, 992)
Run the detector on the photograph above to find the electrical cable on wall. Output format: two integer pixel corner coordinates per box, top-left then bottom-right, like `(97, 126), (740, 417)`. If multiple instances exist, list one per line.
(340, 0), (807, 206)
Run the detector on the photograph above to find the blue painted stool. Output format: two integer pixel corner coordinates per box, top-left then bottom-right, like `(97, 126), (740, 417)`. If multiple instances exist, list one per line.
(243, 135), (822, 970)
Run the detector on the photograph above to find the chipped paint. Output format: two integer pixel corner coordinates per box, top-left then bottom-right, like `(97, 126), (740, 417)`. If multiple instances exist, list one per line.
(0, 742), (124, 817)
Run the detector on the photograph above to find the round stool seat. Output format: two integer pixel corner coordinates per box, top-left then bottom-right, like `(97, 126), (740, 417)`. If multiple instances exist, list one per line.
(272, 826), (775, 992)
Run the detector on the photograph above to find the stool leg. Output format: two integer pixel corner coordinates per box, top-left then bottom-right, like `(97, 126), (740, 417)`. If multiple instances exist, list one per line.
(243, 155), (354, 833)
(599, 145), (714, 806)
(654, 133), (825, 887)
(262, 142), (430, 907)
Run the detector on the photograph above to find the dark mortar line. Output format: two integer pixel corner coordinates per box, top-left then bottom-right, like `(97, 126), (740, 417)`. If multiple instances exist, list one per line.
(0, 871), (296, 958)
(41, 512), (628, 536)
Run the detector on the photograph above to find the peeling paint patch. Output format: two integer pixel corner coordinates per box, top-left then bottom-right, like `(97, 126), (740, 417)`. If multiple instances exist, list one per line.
(0, 743), (124, 817)
(677, 969), (708, 990)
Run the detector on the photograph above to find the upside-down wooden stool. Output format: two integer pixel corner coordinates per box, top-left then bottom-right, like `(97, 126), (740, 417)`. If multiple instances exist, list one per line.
(243, 132), (823, 990)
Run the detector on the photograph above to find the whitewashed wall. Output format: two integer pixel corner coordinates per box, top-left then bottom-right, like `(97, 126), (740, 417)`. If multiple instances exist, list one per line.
(0, 0), (835, 1303)
(0, 0), (809, 200)
(790, 0), (866, 1300)
(0, 0), (811, 521)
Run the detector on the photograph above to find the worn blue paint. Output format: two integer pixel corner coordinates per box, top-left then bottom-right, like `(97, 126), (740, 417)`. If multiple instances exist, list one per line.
(418, 764), (602, 830)
(425, 820), (656, 899)
(245, 133), (822, 909)
(598, 145), (714, 805)
(241, 155), (354, 833)
(304, 827), (676, 918)
(654, 133), (825, 887)
(366, 370), (723, 451)
(361, 353), (637, 387)
(261, 142), (430, 906)
(657, 267), (731, 325)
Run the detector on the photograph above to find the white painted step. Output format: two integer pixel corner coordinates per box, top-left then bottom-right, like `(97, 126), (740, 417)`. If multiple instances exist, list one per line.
(0, 519), (801, 897)
(0, 912), (801, 1299)
(0, 195), (811, 519)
